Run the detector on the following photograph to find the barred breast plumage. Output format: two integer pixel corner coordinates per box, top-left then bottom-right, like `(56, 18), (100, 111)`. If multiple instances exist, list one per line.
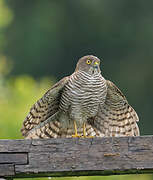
(59, 70), (107, 126)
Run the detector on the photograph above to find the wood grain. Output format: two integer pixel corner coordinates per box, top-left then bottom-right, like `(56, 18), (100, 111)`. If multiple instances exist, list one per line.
(0, 136), (153, 179)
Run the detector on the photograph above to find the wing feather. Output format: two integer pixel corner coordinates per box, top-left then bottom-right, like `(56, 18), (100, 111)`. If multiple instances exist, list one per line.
(21, 76), (69, 137)
(91, 80), (140, 137)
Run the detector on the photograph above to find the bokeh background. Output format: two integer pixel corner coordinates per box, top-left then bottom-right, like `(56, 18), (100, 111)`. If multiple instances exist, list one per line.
(0, 0), (153, 180)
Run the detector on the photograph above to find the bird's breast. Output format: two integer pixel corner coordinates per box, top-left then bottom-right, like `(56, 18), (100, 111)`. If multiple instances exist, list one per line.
(59, 71), (107, 118)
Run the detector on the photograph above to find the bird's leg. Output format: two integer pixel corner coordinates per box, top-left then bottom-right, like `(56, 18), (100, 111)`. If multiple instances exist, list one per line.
(72, 121), (82, 138)
(82, 122), (94, 138)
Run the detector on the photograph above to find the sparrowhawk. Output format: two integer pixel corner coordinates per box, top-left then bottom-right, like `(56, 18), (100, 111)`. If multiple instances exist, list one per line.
(21, 55), (140, 139)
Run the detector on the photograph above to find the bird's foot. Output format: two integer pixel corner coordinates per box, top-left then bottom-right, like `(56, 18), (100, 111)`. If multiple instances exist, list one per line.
(72, 133), (82, 138)
(72, 120), (82, 138)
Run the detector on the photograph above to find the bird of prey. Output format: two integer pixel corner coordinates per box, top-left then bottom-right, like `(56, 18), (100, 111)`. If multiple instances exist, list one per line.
(21, 55), (140, 139)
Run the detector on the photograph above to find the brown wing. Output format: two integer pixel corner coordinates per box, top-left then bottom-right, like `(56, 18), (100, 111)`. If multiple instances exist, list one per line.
(91, 80), (140, 137)
(21, 76), (69, 138)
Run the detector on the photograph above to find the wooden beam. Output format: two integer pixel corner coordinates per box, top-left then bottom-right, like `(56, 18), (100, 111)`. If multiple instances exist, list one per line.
(0, 136), (153, 179)
(0, 164), (14, 176)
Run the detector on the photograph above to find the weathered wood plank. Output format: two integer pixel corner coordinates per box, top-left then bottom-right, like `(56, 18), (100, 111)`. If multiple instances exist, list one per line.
(1, 136), (153, 178)
(0, 139), (31, 152)
(0, 153), (27, 164)
(0, 164), (14, 176)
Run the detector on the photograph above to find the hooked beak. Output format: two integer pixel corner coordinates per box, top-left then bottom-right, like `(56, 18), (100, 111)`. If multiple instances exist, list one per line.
(93, 61), (99, 69)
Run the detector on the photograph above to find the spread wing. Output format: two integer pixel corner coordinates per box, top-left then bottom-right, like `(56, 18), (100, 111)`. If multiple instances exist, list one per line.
(91, 80), (140, 137)
(21, 76), (69, 138)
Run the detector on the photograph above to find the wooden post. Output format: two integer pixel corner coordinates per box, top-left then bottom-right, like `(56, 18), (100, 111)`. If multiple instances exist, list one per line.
(0, 136), (153, 179)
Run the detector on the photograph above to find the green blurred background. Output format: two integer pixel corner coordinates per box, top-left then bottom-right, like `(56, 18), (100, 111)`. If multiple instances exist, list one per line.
(0, 0), (153, 179)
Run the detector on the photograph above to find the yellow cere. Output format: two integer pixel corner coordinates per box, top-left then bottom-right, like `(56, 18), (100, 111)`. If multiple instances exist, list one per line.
(94, 61), (100, 65)
(86, 59), (91, 64)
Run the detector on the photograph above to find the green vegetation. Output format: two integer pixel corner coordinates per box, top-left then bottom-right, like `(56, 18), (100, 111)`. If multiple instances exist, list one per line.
(0, 61), (53, 139)
(14, 175), (153, 180)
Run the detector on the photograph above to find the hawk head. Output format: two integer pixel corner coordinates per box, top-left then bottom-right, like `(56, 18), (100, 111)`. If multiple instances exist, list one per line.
(75, 55), (101, 75)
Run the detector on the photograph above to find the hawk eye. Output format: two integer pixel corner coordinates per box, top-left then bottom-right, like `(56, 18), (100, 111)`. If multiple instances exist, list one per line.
(86, 59), (91, 65)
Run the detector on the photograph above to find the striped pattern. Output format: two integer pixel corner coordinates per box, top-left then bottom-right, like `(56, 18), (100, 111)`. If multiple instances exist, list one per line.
(21, 77), (69, 137)
(91, 80), (140, 137)
(59, 70), (107, 121)
(21, 97), (59, 136)
(25, 120), (103, 139)
(22, 70), (108, 139)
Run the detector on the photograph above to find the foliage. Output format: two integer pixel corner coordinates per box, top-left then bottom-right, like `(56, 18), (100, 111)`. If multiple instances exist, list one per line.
(15, 175), (153, 180)
(0, 71), (53, 139)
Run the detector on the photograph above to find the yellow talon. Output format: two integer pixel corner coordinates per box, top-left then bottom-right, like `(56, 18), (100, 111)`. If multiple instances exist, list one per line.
(72, 121), (94, 138)
(72, 134), (82, 138)
(72, 121), (82, 138)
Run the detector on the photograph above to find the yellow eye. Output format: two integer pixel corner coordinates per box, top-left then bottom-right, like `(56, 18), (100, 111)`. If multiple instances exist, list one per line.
(86, 59), (91, 64)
